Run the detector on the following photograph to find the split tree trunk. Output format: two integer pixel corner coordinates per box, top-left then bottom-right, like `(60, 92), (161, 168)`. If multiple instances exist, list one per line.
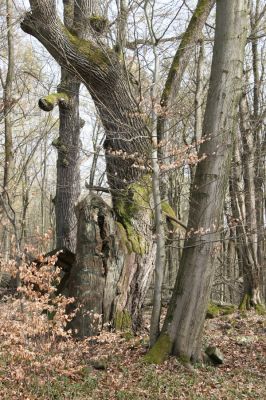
(147, 0), (248, 363)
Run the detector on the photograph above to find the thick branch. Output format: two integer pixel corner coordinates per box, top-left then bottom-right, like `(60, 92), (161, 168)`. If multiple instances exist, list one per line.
(21, 6), (150, 192)
(157, 0), (214, 143)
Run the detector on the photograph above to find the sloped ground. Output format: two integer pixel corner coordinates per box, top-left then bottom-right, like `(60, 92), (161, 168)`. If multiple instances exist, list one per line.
(0, 308), (265, 400)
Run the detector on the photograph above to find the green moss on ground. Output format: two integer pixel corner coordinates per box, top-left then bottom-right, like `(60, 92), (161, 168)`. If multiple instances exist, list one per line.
(239, 294), (265, 315)
(144, 334), (172, 364)
(255, 304), (266, 316)
(206, 302), (236, 319)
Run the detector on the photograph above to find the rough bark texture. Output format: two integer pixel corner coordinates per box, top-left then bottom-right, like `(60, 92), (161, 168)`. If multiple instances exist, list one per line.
(3, 0), (14, 191)
(147, 0), (248, 363)
(20, 0), (154, 336)
(55, 71), (81, 252)
(21, 0), (150, 193)
(65, 192), (155, 336)
(38, 1), (82, 252)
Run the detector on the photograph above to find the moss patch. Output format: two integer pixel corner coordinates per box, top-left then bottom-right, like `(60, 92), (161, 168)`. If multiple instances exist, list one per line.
(116, 222), (132, 252)
(115, 176), (151, 255)
(255, 304), (266, 316)
(161, 201), (179, 230)
(64, 26), (111, 69)
(38, 92), (69, 111)
(89, 16), (108, 34)
(144, 334), (172, 364)
(239, 294), (265, 315)
(114, 310), (132, 332)
(161, 0), (211, 104)
(239, 294), (251, 312)
(206, 302), (236, 319)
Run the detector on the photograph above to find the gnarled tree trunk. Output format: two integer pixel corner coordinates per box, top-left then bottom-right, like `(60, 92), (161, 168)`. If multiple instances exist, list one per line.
(20, 0), (213, 336)
(65, 190), (155, 336)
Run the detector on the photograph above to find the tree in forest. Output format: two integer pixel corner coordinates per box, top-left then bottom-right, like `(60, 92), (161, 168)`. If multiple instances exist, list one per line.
(229, 0), (265, 310)
(0, 0), (58, 258)
(146, 0), (248, 363)
(20, 0), (214, 336)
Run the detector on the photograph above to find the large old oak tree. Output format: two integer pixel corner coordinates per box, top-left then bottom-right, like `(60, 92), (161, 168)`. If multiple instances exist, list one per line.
(21, 0), (214, 338)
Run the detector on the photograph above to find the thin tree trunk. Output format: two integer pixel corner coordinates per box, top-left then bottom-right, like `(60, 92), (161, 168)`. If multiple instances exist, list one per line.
(145, 2), (166, 346)
(2, 0), (15, 261)
(3, 0), (14, 192)
(238, 90), (262, 307)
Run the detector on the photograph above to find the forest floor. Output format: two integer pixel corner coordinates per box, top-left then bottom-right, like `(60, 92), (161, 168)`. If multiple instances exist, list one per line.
(0, 308), (265, 400)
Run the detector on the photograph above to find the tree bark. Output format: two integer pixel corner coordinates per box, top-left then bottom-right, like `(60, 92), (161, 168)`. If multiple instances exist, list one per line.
(37, 1), (82, 252)
(237, 90), (263, 307)
(21, 0), (155, 335)
(146, 0), (248, 364)
(21, 1), (150, 193)
(66, 191), (155, 336)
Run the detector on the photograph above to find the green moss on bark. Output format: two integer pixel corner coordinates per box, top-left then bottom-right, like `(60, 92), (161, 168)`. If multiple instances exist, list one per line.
(144, 334), (172, 364)
(64, 26), (111, 69)
(161, 201), (179, 230)
(115, 176), (151, 255)
(114, 310), (132, 331)
(255, 304), (266, 315)
(89, 16), (108, 34)
(162, 0), (211, 104)
(39, 92), (69, 111)
(239, 294), (251, 311)
(115, 222), (132, 252)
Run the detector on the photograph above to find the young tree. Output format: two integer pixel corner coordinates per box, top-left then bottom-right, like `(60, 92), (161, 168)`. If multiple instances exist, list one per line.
(147, 0), (248, 363)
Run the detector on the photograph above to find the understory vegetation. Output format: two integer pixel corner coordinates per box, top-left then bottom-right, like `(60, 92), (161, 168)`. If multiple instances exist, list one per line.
(0, 257), (265, 400)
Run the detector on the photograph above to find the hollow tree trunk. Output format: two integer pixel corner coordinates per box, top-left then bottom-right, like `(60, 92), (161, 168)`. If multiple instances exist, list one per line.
(66, 190), (155, 336)
(147, 0), (248, 363)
